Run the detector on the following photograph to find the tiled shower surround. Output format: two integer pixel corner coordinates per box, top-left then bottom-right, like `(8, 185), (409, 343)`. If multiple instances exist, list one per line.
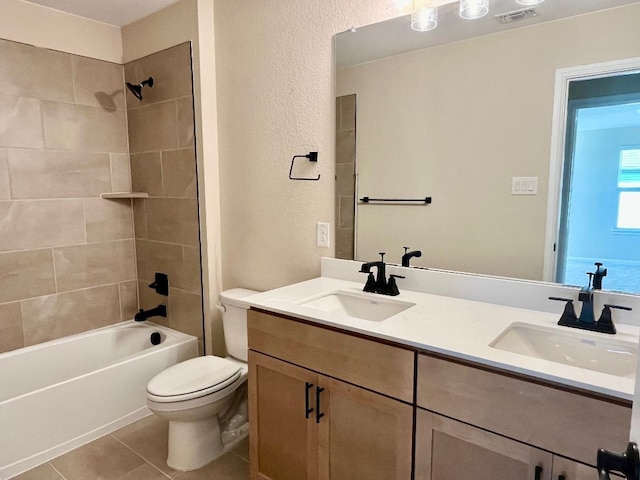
(0, 39), (203, 353)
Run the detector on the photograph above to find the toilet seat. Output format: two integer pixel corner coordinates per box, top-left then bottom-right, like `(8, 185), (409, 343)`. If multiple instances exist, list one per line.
(147, 356), (242, 403)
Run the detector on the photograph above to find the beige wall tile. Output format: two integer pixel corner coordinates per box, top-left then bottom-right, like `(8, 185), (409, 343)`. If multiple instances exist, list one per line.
(181, 245), (203, 294)
(176, 97), (195, 148)
(168, 287), (203, 340)
(8, 149), (111, 199)
(338, 195), (355, 229)
(336, 129), (355, 164)
(0, 95), (44, 148)
(133, 199), (148, 238)
(145, 198), (199, 246)
(336, 227), (354, 260)
(338, 94), (356, 131)
(125, 42), (193, 106)
(119, 280), (139, 321)
(0, 39), (74, 103)
(110, 153), (132, 192)
(130, 151), (162, 196)
(127, 101), (177, 153)
(83, 198), (134, 242)
(0, 249), (55, 303)
(73, 56), (125, 110)
(336, 163), (355, 196)
(161, 148), (196, 198)
(135, 238), (182, 285)
(42, 101), (127, 153)
(0, 200), (85, 251)
(0, 149), (10, 199)
(0, 302), (24, 353)
(54, 240), (136, 292)
(22, 285), (121, 345)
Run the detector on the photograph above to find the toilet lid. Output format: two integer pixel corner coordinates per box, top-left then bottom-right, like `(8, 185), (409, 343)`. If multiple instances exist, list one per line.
(147, 356), (242, 401)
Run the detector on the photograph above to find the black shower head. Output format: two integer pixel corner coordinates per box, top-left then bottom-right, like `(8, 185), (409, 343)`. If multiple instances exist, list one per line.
(126, 76), (154, 100)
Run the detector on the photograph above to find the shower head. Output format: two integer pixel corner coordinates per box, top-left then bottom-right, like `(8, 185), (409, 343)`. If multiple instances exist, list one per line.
(126, 77), (154, 100)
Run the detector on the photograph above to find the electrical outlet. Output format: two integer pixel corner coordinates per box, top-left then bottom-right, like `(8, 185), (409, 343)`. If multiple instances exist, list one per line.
(317, 222), (330, 248)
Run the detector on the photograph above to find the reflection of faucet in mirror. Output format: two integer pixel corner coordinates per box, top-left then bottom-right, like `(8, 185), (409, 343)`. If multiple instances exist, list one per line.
(402, 247), (422, 267)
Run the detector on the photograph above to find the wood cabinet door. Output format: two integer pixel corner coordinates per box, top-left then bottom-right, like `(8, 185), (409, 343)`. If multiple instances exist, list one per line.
(552, 456), (605, 480)
(317, 375), (413, 480)
(415, 409), (553, 480)
(249, 351), (319, 480)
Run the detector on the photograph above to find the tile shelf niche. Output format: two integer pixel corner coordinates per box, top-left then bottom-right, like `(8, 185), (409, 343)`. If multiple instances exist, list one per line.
(100, 192), (149, 199)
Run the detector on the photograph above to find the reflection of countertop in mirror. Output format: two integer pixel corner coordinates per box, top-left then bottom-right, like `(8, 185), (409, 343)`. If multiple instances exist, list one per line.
(246, 258), (640, 401)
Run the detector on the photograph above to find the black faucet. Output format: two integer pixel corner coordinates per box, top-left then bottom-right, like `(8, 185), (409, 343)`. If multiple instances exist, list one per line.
(401, 247), (422, 267)
(135, 304), (167, 322)
(359, 252), (404, 296)
(549, 262), (631, 334)
(593, 262), (607, 290)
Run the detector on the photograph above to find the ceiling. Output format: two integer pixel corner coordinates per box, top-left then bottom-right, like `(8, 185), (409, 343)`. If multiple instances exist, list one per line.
(337, 0), (640, 67)
(22, 0), (182, 27)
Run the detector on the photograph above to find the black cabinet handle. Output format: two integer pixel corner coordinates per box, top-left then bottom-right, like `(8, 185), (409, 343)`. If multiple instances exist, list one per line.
(534, 466), (543, 480)
(558, 476), (566, 480)
(305, 382), (314, 419)
(315, 386), (325, 423)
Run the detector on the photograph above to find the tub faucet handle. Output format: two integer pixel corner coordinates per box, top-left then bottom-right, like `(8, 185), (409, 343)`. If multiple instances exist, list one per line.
(149, 272), (168, 296)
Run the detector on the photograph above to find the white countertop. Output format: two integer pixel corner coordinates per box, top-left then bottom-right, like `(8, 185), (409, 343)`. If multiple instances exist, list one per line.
(246, 276), (638, 401)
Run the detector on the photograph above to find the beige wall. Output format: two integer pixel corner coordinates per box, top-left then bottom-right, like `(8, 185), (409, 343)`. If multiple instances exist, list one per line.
(213, 0), (389, 291)
(1, 0), (121, 62)
(337, 4), (640, 280)
(0, 39), (136, 353)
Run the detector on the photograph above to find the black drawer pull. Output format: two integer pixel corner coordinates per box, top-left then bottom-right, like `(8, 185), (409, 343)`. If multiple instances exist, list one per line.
(558, 476), (565, 480)
(315, 386), (325, 423)
(534, 466), (543, 480)
(305, 382), (314, 419)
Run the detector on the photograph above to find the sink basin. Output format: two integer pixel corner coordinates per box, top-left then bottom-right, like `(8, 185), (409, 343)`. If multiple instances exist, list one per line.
(490, 322), (637, 379)
(298, 291), (415, 322)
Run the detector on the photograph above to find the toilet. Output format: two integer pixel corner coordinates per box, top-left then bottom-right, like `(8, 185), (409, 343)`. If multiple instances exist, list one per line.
(145, 288), (257, 471)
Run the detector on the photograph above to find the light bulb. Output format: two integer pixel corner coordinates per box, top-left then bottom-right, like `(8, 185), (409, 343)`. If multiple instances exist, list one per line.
(459, 0), (489, 19)
(411, 5), (438, 31)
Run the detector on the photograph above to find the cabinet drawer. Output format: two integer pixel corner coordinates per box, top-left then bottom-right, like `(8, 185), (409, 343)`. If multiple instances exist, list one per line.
(417, 354), (631, 466)
(248, 309), (414, 403)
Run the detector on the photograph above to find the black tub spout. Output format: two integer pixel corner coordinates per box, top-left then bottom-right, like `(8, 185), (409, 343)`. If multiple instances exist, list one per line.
(135, 305), (167, 322)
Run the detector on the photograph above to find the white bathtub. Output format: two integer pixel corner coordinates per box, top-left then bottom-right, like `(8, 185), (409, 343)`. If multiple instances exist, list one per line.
(0, 320), (198, 479)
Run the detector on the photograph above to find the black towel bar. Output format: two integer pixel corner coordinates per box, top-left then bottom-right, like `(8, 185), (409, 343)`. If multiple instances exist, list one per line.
(359, 196), (432, 204)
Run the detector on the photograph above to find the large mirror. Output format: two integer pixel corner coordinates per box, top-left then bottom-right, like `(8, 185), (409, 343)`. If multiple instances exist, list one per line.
(335, 0), (640, 292)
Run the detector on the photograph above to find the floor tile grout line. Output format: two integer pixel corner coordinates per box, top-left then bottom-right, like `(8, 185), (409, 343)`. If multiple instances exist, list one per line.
(49, 461), (69, 480)
(109, 433), (174, 479)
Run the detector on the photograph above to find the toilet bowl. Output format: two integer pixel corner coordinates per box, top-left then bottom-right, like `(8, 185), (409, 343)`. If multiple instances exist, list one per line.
(145, 288), (257, 471)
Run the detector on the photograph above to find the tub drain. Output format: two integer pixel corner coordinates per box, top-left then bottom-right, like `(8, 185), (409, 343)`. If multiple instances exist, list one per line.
(150, 332), (162, 345)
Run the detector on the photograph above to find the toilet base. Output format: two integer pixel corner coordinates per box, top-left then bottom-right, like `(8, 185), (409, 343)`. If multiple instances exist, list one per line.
(166, 417), (249, 471)
(167, 416), (222, 471)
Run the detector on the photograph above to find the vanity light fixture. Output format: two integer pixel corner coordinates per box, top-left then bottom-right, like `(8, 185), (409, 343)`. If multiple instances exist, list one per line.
(459, 0), (489, 19)
(411, 0), (438, 31)
(407, 0), (541, 32)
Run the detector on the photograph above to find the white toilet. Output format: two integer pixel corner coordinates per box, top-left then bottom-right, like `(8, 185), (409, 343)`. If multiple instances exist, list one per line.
(145, 288), (257, 471)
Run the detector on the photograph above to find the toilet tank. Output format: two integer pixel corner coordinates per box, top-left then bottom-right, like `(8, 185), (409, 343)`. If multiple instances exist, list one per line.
(219, 288), (258, 362)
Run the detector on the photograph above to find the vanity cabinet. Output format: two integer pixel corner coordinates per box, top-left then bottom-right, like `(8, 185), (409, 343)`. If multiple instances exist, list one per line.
(416, 353), (631, 478)
(248, 309), (415, 480)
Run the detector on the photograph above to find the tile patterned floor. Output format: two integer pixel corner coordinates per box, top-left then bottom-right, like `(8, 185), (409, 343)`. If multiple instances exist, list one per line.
(13, 415), (249, 480)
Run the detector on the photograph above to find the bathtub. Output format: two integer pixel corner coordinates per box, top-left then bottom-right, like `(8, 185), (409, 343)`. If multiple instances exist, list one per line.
(0, 320), (198, 479)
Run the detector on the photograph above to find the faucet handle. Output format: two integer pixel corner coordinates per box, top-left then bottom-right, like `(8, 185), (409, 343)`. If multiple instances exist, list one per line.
(549, 297), (578, 326)
(386, 274), (405, 296)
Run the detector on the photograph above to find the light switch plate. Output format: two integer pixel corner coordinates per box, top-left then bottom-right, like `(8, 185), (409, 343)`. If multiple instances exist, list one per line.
(512, 177), (538, 195)
(317, 222), (330, 247)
